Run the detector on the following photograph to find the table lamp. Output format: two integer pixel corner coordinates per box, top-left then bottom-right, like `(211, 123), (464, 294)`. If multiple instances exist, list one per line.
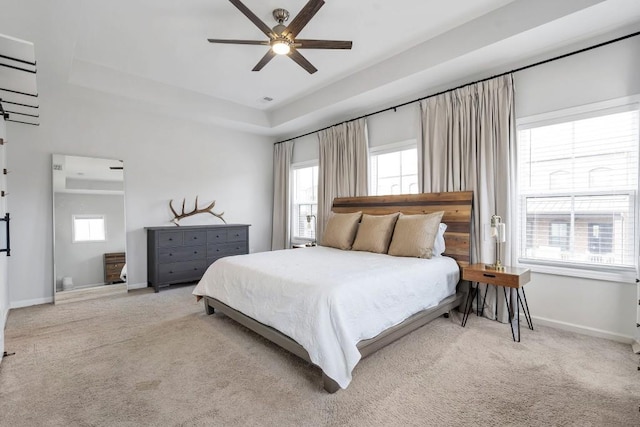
(487, 214), (506, 270)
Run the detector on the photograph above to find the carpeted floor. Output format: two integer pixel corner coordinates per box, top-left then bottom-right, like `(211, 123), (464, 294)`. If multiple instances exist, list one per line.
(0, 284), (638, 426)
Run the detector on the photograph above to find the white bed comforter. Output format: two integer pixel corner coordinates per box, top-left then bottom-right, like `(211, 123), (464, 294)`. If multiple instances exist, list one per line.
(192, 246), (459, 389)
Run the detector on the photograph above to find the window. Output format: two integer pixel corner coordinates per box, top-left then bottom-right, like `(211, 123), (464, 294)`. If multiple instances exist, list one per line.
(518, 104), (639, 273)
(291, 163), (318, 242)
(549, 222), (569, 251)
(370, 140), (418, 196)
(73, 215), (106, 242)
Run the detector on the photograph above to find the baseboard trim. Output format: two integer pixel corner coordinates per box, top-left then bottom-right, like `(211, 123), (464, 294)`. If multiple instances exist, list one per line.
(632, 340), (640, 354)
(127, 282), (148, 290)
(10, 296), (54, 309)
(530, 315), (634, 344)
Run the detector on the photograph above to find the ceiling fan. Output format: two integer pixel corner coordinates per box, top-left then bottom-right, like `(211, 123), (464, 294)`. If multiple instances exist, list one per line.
(208, 0), (352, 74)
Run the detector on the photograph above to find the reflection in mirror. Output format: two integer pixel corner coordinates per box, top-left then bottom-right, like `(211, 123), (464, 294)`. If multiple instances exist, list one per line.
(52, 154), (127, 303)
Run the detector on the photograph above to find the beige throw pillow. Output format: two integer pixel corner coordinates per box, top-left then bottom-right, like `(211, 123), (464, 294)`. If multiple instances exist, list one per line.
(387, 211), (445, 258)
(320, 211), (362, 250)
(351, 213), (400, 254)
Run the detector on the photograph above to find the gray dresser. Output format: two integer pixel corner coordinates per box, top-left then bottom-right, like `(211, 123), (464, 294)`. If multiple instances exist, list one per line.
(146, 224), (250, 292)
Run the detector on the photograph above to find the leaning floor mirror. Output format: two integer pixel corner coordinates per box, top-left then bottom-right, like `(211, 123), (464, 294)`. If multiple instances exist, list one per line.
(52, 154), (127, 304)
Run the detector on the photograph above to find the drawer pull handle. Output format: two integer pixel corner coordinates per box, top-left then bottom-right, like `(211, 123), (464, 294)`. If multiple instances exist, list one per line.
(193, 267), (198, 271)
(483, 273), (496, 278)
(168, 238), (173, 241)
(194, 251), (198, 254)
(193, 237), (198, 240)
(169, 253), (172, 256)
(235, 234), (239, 237)
(169, 271), (173, 274)
(216, 235), (220, 238)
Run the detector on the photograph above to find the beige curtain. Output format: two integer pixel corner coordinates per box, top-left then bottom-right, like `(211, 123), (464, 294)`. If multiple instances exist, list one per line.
(271, 140), (294, 250)
(317, 119), (369, 241)
(419, 74), (516, 323)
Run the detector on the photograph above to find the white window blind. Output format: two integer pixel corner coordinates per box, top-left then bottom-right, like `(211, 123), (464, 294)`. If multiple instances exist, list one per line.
(291, 164), (318, 241)
(518, 107), (639, 271)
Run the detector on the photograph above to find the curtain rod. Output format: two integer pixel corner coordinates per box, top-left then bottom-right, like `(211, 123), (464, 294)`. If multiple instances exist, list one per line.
(274, 29), (640, 145)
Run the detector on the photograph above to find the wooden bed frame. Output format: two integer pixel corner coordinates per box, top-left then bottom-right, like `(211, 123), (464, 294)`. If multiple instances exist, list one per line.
(202, 191), (473, 392)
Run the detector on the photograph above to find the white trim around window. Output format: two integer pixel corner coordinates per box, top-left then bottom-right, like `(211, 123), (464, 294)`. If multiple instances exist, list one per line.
(516, 96), (640, 283)
(369, 139), (417, 156)
(72, 214), (107, 243)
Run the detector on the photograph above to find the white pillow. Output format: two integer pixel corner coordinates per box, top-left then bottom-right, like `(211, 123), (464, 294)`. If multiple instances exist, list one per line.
(433, 223), (447, 256)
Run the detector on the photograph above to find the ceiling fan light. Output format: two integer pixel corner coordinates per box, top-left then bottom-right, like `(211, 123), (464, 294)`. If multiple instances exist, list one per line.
(272, 40), (291, 55)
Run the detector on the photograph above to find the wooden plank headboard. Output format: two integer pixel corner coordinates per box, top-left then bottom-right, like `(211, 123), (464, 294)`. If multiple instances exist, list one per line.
(331, 191), (473, 268)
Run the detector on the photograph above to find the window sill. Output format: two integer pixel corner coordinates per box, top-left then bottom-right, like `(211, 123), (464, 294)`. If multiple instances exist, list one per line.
(517, 260), (636, 284)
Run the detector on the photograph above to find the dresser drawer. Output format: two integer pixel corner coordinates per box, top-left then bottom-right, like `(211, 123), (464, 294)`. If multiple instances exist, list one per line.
(158, 260), (207, 282)
(106, 263), (125, 274)
(226, 227), (248, 242)
(207, 229), (228, 244)
(157, 269), (205, 284)
(207, 242), (247, 257)
(157, 231), (183, 247)
(105, 253), (126, 264)
(158, 245), (206, 263)
(183, 230), (206, 246)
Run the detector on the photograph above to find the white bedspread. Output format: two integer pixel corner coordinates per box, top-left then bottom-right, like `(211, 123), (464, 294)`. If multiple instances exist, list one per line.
(192, 246), (459, 389)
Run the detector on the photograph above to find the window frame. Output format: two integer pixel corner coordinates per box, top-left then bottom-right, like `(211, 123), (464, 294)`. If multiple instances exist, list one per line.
(290, 160), (318, 245)
(72, 214), (107, 243)
(516, 96), (640, 283)
(369, 139), (418, 196)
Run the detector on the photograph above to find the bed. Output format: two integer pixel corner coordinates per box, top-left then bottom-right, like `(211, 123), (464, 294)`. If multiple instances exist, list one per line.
(193, 191), (473, 392)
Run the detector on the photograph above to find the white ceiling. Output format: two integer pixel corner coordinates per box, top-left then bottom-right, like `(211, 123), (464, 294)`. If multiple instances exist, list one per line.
(52, 155), (124, 194)
(6, 0), (640, 138)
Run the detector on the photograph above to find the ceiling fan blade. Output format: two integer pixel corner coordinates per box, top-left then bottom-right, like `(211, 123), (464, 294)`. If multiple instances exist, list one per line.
(208, 39), (269, 46)
(296, 39), (352, 49)
(229, 0), (275, 39)
(282, 0), (325, 39)
(252, 50), (277, 72)
(288, 49), (317, 74)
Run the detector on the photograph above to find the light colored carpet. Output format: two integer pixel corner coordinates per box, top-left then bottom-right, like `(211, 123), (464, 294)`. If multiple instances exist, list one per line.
(1, 284), (638, 426)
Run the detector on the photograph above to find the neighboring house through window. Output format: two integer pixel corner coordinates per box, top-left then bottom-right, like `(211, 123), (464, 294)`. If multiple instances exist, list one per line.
(517, 101), (639, 276)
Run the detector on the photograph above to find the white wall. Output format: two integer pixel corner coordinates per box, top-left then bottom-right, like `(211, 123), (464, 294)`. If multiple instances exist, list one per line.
(7, 88), (273, 307)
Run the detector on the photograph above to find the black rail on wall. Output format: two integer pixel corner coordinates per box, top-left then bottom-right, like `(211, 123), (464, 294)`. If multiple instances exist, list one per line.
(0, 51), (39, 126)
(0, 213), (10, 256)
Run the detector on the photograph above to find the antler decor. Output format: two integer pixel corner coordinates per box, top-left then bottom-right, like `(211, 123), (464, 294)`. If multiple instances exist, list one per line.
(169, 197), (226, 226)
